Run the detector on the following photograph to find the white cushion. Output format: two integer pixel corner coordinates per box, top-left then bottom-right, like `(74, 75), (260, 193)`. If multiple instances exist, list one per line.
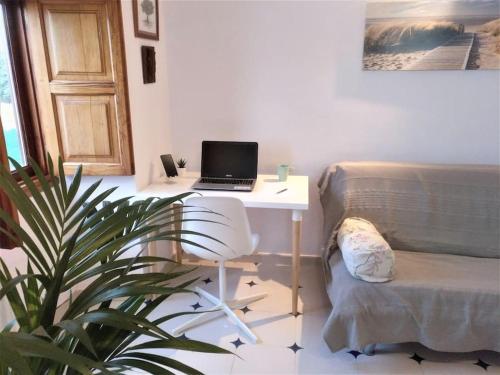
(337, 217), (395, 282)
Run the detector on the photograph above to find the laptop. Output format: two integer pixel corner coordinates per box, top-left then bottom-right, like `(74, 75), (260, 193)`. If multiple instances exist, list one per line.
(192, 141), (258, 191)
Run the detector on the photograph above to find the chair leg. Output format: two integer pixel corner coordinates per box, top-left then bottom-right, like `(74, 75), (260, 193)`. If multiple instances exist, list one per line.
(222, 304), (258, 344)
(362, 344), (376, 356)
(195, 287), (220, 305)
(173, 260), (264, 343)
(172, 306), (225, 336)
(228, 292), (268, 309)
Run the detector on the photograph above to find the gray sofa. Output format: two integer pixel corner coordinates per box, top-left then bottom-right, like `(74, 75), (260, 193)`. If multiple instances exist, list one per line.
(318, 162), (500, 354)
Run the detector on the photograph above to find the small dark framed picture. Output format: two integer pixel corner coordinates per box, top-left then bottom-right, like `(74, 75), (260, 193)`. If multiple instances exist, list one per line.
(141, 46), (156, 84)
(133, 0), (159, 40)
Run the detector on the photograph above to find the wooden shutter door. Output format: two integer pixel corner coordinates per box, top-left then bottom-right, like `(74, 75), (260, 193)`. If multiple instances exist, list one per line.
(24, 0), (134, 175)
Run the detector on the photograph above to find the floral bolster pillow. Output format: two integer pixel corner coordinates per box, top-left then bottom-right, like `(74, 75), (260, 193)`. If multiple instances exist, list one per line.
(337, 217), (395, 282)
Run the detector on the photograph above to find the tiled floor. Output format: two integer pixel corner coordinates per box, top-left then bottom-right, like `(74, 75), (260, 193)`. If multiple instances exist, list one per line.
(138, 254), (500, 375)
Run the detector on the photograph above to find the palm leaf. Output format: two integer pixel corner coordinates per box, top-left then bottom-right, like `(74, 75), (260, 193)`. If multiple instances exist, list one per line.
(105, 358), (175, 374)
(117, 352), (203, 375)
(62, 256), (169, 290)
(126, 338), (231, 354)
(0, 337), (34, 375)
(0, 259), (30, 331)
(0, 332), (113, 375)
(0, 167), (58, 264)
(39, 220), (84, 330)
(9, 158), (59, 240)
(0, 155), (230, 374)
(0, 213), (52, 276)
(55, 320), (97, 358)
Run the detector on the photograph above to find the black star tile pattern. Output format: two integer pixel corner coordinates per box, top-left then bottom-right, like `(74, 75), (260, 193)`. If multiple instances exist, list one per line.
(202, 277), (213, 285)
(474, 359), (491, 371)
(348, 350), (362, 359)
(289, 311), (303, 318)
(410, 353), (425, 364)
(230, 338), (245, 349)
(246, 280), (257, 287)
(240, 306), (252, 314)
(287, 343), (303, 353)
(190, 302), (202, 311)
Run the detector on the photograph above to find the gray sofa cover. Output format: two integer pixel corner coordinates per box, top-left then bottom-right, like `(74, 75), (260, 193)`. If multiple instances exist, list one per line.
(318, 162), (500, 353)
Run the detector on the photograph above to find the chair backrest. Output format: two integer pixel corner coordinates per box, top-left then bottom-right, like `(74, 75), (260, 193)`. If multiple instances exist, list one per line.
(180, 196), (254, 261)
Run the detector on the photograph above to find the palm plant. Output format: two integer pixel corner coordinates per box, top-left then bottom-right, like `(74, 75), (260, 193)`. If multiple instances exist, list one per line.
(0, 155), (229, 374)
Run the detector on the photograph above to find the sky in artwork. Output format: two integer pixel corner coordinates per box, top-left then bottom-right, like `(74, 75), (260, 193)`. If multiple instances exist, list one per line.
(367, 0), (500, 19)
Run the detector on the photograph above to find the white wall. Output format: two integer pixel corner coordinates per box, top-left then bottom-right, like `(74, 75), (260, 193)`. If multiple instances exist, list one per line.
(164, 0), (500, 255)
(121, 0), (173, 190)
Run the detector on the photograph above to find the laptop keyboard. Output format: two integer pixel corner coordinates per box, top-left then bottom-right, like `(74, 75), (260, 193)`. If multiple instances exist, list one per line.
(199, 177), (253, 185)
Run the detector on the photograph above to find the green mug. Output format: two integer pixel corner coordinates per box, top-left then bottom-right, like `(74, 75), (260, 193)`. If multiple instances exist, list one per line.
(277, 164), (290, 182)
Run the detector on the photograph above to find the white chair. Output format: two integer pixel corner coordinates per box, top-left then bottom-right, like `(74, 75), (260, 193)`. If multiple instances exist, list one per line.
(172, 196), (267, 343)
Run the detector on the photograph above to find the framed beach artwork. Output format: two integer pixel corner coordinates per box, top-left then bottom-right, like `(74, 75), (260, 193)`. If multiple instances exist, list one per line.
(362, 0), (500, 70)
(133, 0), (159, 40)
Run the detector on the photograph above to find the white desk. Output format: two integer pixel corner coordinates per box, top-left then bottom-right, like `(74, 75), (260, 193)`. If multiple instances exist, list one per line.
(137, 173), (309, 315)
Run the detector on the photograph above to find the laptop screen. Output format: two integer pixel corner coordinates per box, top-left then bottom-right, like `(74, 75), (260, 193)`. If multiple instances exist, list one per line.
(201, 141), (258, 179)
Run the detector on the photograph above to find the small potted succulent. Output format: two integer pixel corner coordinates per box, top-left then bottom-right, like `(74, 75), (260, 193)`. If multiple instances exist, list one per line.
(176, 158), (187, 177)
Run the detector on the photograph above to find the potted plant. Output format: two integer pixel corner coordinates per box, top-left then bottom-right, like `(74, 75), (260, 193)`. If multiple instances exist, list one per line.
(0, 156), (229, 374)
(176, 158), (187, 177)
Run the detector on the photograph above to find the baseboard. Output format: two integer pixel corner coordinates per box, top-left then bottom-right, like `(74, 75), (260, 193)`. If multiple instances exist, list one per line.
(254, 251), (321, 260)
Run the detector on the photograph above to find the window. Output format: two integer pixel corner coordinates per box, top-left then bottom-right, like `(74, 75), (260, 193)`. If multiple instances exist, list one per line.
(0, 5), (27, 170)
(0, 0), (44, 248)
(0, 0), (44, 179)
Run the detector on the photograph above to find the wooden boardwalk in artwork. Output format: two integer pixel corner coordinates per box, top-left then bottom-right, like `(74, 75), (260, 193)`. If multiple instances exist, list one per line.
(406, 32), (475, 70)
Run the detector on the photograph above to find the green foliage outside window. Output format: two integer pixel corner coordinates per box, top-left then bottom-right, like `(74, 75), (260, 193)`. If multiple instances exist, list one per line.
(0, 55), (11, 104)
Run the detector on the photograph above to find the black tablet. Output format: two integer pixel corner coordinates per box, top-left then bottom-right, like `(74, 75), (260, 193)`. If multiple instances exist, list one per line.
(160, 154), (178, 177)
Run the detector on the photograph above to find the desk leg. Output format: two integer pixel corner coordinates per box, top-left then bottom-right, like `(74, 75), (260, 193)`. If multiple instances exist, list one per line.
(292, 210), (303, 316)
(173, 203), (183, 264)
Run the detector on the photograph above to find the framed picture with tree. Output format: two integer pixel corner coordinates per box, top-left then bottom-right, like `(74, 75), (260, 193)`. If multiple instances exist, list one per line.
(133, 0), (159, 40)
